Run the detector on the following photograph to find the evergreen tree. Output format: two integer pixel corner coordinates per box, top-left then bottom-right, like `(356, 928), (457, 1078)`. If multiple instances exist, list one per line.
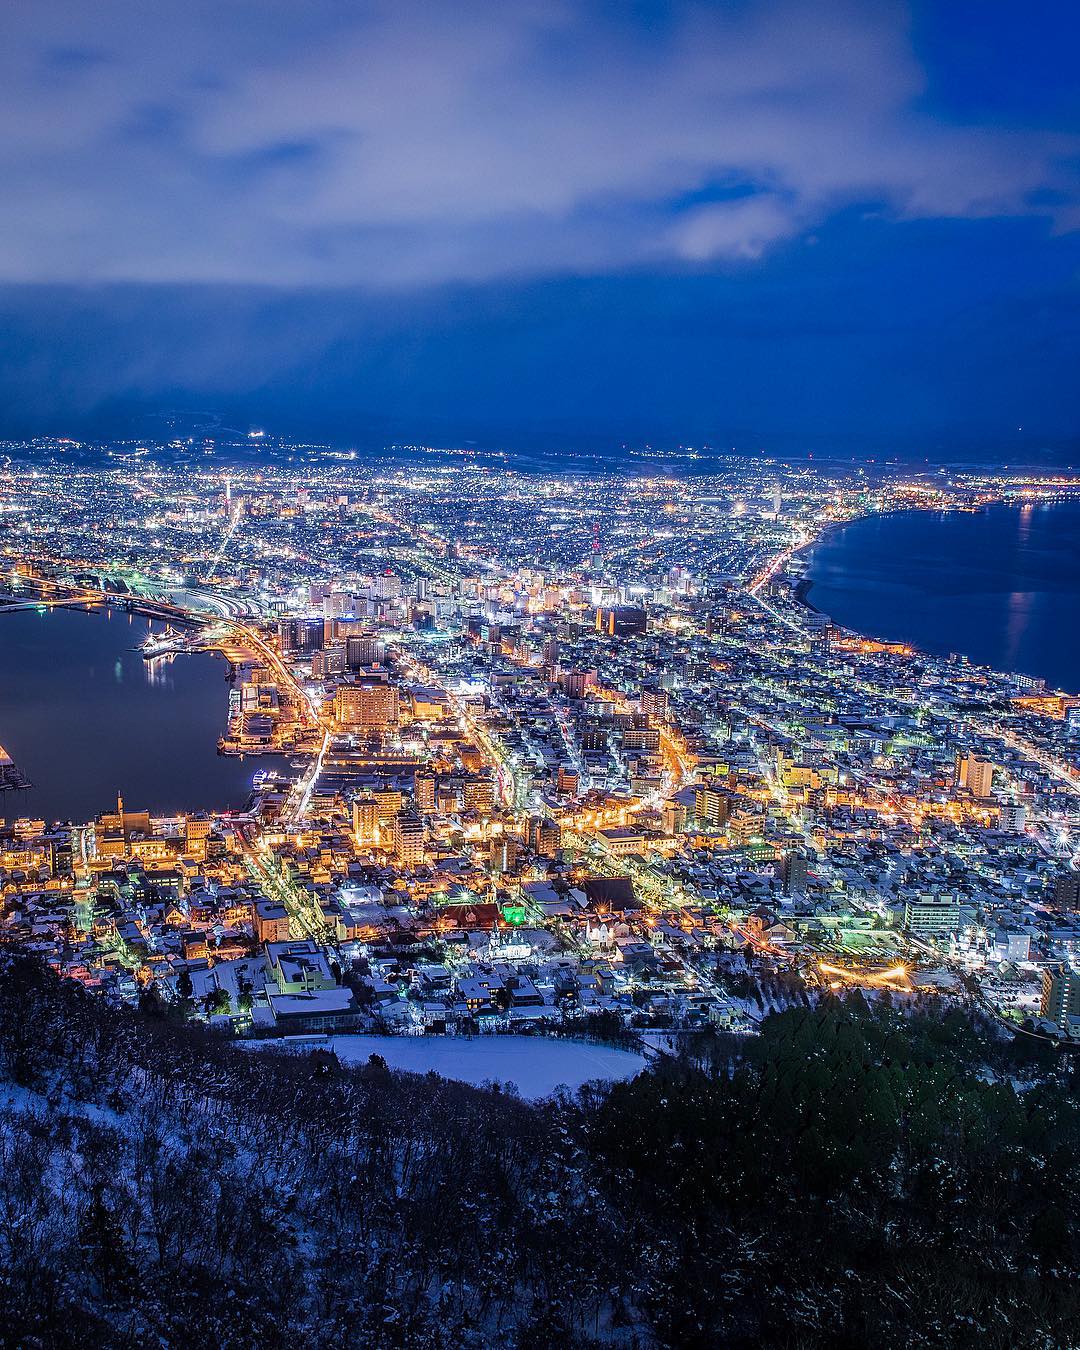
(78, 1188), (135, 1299)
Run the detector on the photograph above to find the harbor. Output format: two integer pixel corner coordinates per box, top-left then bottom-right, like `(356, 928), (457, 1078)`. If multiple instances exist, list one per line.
(0, 607), (285, 822)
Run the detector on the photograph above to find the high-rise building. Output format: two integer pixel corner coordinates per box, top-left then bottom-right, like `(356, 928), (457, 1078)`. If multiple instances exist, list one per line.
(779, 851), (809, 895)
(525, 815), (562, 858)
(279, 616), (325, 655)
(1051, 869), (1080, 910)
(374, 571), (402, 601)
(640, 684), (669, 720)
(559, 668), (596, 699)
(323, 591), (364, 620)
(997, 804), (1027, 833)
(489, 836), (521, 874)
(372, 789), (404, 824)
(334, 681), (399, 730)
(661, 797), (688, 836)
(513, 765), (534, 811)
(693, 782), (730, 827)
(1040, 965), (1080, 1030)
(414, 772), (437, 816)
(392, 812), (425, 868)
(352, 797), (379, 845)
(955, 753), (995, 799)
(44, 828), (73, 878)
(311, 645), (347, 679)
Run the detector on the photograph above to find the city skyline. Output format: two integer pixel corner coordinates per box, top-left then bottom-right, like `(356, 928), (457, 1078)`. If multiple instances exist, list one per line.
(1, 6), (1079, 1345)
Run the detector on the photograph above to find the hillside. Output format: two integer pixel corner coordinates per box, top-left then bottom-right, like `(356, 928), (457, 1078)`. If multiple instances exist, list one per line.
(0, 951), (1076, 1348)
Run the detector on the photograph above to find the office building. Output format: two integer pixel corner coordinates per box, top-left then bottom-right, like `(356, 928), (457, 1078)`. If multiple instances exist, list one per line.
(595, 605), (647, 638)
(345, 633), (385, 668)
(278, 616), (325, 655)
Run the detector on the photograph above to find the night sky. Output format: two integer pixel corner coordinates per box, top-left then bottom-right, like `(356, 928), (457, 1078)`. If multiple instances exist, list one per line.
(2, 0), (1078, 456)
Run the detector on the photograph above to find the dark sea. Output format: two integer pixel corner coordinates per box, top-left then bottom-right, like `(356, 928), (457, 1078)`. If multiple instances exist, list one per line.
(804, 499), (1080, 693)
(0, 606), (282, 824)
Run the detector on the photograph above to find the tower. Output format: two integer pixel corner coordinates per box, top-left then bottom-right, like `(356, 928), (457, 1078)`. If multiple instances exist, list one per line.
(589, 522), (604, 573)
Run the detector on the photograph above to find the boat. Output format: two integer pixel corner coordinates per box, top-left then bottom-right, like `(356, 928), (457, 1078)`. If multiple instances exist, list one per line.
(138, 625), (188, 658)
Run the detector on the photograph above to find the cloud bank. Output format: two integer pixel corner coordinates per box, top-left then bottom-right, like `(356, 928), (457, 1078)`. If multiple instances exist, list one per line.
(1, 0), (1077, 286)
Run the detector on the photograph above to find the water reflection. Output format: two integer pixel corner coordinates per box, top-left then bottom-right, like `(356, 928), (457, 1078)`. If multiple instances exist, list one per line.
(805, 500), (1080, 692)
(143, 653), (177, 688)
(0, 606), (284, 822)
(1003, 589), (1034, 672)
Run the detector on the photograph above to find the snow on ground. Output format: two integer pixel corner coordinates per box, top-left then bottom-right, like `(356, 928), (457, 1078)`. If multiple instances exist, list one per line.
(249, 1034), (647, 1100)
(639, 1029), (681, 1055)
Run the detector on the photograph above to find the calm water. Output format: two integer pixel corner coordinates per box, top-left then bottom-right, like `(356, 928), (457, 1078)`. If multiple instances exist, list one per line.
(805, 500), (1080, 693)
(0, 606), (278, 823)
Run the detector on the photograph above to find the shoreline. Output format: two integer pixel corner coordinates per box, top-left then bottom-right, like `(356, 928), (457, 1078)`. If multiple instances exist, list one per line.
(790, 498), (1080, 695)
(0, 606), (272, 824)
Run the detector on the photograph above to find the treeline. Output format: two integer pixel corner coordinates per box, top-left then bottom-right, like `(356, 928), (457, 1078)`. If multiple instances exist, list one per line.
(587, 994), (1080, 1347)
(0, 951), (1075, 1348)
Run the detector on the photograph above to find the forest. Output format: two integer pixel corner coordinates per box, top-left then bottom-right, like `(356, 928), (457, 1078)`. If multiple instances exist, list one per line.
(0, 949), (1076, 1348)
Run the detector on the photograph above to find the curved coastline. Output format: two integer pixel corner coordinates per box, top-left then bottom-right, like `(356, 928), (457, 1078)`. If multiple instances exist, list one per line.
(796, 506), (941, 612)
(0, 605), (280, 822)
(797, 498), (1080, 694)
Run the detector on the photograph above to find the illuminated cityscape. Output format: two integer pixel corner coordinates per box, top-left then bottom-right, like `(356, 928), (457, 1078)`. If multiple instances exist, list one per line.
(3, 0), (1080, 1342)
(2, 440), (1078, 1044)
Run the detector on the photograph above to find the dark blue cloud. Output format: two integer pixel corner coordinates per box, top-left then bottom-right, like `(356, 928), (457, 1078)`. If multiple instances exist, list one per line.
(0, 1), (1077, 455)
(1, 213), (1077, 457)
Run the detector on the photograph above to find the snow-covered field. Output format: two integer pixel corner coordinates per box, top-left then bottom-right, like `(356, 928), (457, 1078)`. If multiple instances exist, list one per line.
(250, 1034), (647, 1099)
